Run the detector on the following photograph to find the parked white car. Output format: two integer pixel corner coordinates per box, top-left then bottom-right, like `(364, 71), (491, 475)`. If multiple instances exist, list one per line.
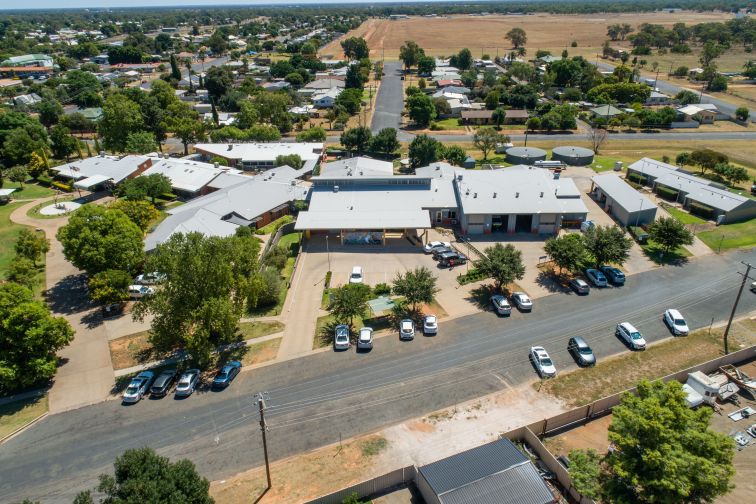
(511, 292), (533, 311)
(349, 266), (363, 284)
(530, 346), (557, 378)
(663, 309), (689, 336)
(334, 324), (350, 350)
(128, 285), (155, 299)
(616, 322), (646, 350)
(135, 272), (165, 285)
(491, 295), (512, 315)
(424, 241), (451, 253)
(357, 327), (373, 350)
(423, 315), (438, 335)
(400, 319), (415, 340)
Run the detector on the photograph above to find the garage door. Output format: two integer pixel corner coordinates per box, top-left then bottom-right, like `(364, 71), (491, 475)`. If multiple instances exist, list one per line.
(467, 224), (485, 234)
(538, 224), (556, 234)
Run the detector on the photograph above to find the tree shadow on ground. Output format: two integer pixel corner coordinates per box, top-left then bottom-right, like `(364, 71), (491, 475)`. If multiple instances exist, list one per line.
(45, 273), (93, 316)
(466, 284), (497, 310)
(535, 268), (572, 294)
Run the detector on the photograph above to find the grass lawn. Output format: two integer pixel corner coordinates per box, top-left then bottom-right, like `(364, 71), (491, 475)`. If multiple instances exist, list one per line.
(698, 218), (756, 251)
(0, 394), (48, 440)
(663, 205), (707, 225)
(640, 239), (693, 265)
(250, 232), (302, 316)
(431, 118), (463, 130)
(239, 337), (281, 367)
(539, 318), (756, 408)
(238, 320), (284, 340)
(590, 155), (623, 172)
(4, 182), (55, 200)
(255, 215), (293, 235)
(26, 195), (76, 220)
(475, 154), (512, 167)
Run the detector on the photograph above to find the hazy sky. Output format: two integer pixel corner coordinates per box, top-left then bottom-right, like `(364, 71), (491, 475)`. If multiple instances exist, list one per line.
(2, 0), (422, 10)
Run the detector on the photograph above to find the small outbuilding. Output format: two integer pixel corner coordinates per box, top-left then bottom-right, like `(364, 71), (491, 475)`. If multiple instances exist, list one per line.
(0, 188), (17, 203)
(552, 146), (595, 166)
(463, 156), (476, 169)
(505, 146), (547, 165)
(591, 173), (658, 227)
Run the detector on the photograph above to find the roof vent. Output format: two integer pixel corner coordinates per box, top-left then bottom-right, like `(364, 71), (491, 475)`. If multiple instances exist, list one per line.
(333, 185), (339, 193)
(474, 192), (477, 198)
(214, 162), (219, 168)
(457, 174), (463, 181)
(493, 192), (497, 198)
(516, 192), (519, 198)
(290, 180), (296, 186)
(466, 189), (470, 196)
(540, 192), (544, 198)
(227, 144), (233, 151)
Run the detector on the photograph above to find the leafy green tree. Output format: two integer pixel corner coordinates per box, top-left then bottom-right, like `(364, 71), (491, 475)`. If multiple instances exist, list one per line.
(6, 256), (38, 290)
(606, 380), (734, 503)
(7, 166), (28, 187)
(284, 72), (304, 87)
(0, 283), (74, 392)
(296, 127), (327, 142)
(99, 94), (144, 153)
(63, 70), (103, 108)
(124, 131), (157, 154)
(49, 125), (79, 161)
(544, 233), (585, 274)
(417, 56), (436, 75)
(454, 48), (473, 71)
(735, 107), (750, 121)
(204, 66), (234, 101)
(492, 108), (506, 129)
(169, 53), (182, 81)
(15, 228), (49, 265)
(341, 126), (372, 154)
(407, 93), (436, 127)
(675, 151), (691, 168)
(110, 199), (160, 232)
(275, 153), (303, 169)
(690, 149), (728, 175)
(3, 128), (47, 167)
(345, 63), (366, 90)
(37, 98), (64, 128)
(166, 106), (206, 156)
(245, 124), (281, 141)
(57, 205), (144, 276)
(399, 40), (424, 71)
(408, 134), (443, 168)
(340, 37), (369, 61)
(475, 243), (526, 292)
(647, 217), (694, 255)
(329, 283), (371, 328)
(583, 225), (632, 268)
(473, 127), (508, 161)
(568, 449), (602, 501)
(368, 128), (399, 156)
(133, 232), (261, 368)
(95, 447), (213, 504)
(506, 28), (527, 48)
(442, 145), (467, 167)
(335, 88), (363, 115)
(118, 173), (173, 204)
(88, 269), (131, 307)
(252, 91), (292, 130)
(675, 90), (699, 105)
(526, 117), (541, 131)
(392, 267), (439, 313)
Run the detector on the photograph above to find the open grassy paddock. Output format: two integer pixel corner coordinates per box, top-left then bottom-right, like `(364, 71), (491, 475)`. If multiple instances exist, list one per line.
(321, 11), (739, 68)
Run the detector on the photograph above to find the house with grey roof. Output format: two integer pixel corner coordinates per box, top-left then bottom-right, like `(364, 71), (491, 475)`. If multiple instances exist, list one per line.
(627, 157), (756, 222)
(50, 154), (152, 190)
(141, 156), (236, 197)
(590, 104), (623, 119)
(417, 438), (557, 504)
(591, 173), (658, 227)
(193, 142), (324, 172)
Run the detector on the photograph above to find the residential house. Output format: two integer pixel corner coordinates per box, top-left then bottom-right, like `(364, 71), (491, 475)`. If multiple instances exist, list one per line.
(461, 110), (494, 125)
(677, 104), (717, 124)
(645, 90), (671, 105)
(50, 154), (152, 190)
(13, 93), (42, 107)
(193, 142), (324, 172)
(1, 54), (54, 68)
(312, 88), (341, 108)
(590, 104), (623, 120)
(141, 155), (234, 198)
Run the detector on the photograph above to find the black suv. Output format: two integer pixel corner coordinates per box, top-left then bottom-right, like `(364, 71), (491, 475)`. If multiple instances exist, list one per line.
(150, 369), (178, 397)
(439, 252), (468, 268)
(431, 246), (454, 260)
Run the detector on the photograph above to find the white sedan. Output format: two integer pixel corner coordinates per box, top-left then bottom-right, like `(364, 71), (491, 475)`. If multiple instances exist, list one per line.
(530, 346), (556, 378)
(663, 309), (689, 336)
(128, 285), (155, 299)
(424, 241), (451, 253)
(357, 327), (373, 350)
(423, 315), (438, 335)
(511, 292), (533, 311)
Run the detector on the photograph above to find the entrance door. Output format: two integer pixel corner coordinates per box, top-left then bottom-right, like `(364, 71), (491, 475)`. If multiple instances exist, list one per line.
(515, 214), (533, 233)
(435, 211), (442, 224)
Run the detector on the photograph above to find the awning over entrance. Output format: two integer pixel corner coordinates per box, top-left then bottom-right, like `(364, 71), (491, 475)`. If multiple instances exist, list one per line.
(73, 174), (111, 189)
(294, 210), (431, 231)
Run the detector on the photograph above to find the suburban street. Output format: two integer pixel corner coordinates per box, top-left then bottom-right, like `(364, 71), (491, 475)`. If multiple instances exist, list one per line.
(1, 249), (754, 503)
(370, 61), (408, 138)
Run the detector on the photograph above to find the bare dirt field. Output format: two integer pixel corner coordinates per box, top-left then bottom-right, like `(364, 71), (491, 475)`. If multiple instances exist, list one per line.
(321, 12), (736, 61)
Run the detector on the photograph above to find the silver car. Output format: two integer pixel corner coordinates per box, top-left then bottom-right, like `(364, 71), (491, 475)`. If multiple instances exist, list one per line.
(357, 327), (373, 350)
(399, 319), (415, 340)
(491, 295), (512, 315)
(423, 315), (438, 335)
(511, 292), (533, 311)
(174, 369), (200, 397)
(334, 324), (350, 350)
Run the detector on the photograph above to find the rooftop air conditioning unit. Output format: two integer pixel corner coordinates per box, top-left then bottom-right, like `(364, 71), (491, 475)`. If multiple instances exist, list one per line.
(333, 185), (339, 193)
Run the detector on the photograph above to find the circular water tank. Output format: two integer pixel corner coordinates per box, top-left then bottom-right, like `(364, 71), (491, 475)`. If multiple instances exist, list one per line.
(505, 146), (547, 165)
(551, 146), (595, 166)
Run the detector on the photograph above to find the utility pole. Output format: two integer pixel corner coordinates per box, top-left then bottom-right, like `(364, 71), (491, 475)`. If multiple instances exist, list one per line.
(257, 394), (272, 489)
(722, 262), (752, 354)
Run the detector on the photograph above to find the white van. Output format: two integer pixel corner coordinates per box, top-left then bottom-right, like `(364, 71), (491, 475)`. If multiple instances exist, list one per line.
(349, 266), (363, 284)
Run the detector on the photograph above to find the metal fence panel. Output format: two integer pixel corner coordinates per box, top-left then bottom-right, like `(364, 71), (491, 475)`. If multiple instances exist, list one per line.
(306, 466), (415, 504)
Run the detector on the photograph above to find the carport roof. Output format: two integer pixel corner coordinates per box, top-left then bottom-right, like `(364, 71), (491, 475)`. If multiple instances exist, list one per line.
(591, 173), (657, 212)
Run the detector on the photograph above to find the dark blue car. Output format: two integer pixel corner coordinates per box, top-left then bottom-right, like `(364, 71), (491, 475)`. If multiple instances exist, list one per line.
(600, 265), (626, 285)
(212, 361), (241, 389)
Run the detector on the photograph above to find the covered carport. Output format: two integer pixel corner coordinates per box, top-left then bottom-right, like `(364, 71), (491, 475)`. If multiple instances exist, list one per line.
(294, 210), (430, 245)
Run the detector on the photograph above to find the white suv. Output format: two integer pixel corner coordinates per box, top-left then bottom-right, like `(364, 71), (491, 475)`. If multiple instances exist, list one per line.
(530, 346), (556, 378)
(423, 315), (438, 335)
(349, 266), (363, 284)
(616, 322), (646, 350)
(663, 309), (689, 336)
(400, 319), (415, 340)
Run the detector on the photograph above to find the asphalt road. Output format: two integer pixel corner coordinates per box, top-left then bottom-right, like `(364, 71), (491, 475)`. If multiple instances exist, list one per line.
(1, 250), (755, 503)
(595, 61), (754, 122)
(371, 61), (407, 137)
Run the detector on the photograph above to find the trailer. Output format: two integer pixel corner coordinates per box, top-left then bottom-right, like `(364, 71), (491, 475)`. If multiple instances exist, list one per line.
(720, 365), (756, 400)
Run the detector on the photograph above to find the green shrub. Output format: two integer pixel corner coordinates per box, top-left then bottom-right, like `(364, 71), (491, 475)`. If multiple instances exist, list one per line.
(52, 181), (73, 192)
(373, 283), (391, 296)
(655, 185), (679, 201)
(324, 270), (332, 289)
(255, 215), (294, 235)
(629, 226), (649, 243)
(627, 172), (646, 185)
(457, 267), (487, 285)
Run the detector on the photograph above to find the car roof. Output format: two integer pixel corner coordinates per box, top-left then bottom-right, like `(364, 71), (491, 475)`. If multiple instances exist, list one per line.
(573, 278), (588, 285)
(401, 319), (413, 326)
(620, 322), (638, 331)
(571, 336), (589, 347)
(666, 308), (683, 318)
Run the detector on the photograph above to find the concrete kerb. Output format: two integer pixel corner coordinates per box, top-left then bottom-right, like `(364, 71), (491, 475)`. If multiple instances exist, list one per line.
(0, 412), (48, 446)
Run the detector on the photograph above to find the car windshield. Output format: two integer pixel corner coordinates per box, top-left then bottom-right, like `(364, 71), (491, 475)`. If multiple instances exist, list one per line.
(125, 385), (138, 394)
(580, 347), (593, 355)
(426, 317), (436, 324)
(350, 273), (360, 278)
(674, 319), (686, 326)
(217, 370), (228, 378)
(630, 331), (642, 340)
(178, 378), (190, 386)
(541, 358), (553, 366)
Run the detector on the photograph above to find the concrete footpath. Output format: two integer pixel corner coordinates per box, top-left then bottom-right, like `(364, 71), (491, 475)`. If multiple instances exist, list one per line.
(10, 196), (116, 413)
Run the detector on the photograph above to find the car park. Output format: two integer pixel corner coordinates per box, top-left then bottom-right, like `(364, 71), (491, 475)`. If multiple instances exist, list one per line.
(431, 246), (453, 260)
(424, 241), (451, 253)
(122, 371), (154, 403)
(212, 361), (241, 388)
(357, 327), (373, 350)
(490, 295), (512, 316)
(135, 272), (165, 285)
(663, 309), (689, 336)
(438, 251), (467, 268)
(349, 266), (363, 284)
(511, 292), (533, 311)
(149, 369), (177, 397)
(334, 324), (350, 350)
(600, 266), (625, 285)
(568, 336), (596, 366)
(616, 322), (646, 350)
(175, 369), (200, 397)
(530, 346), (556, 378)
(423, 315), (438, 335)
(569, 278), (590, 295)
(128, 285), (155, 299)
(585, 269), (608, 287)
(400, 319), (415, 340)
